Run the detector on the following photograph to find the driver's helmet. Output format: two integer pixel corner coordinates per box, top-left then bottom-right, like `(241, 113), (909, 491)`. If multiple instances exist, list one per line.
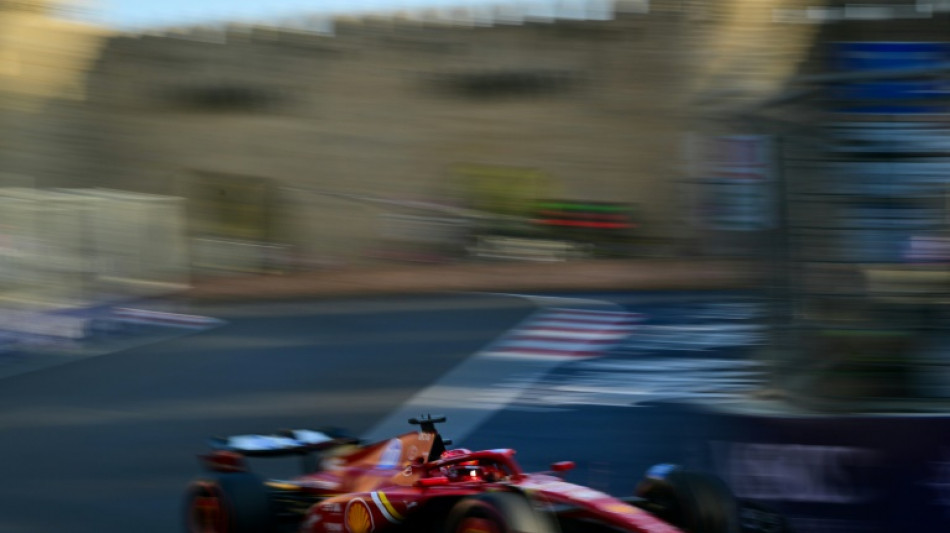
(439, 449), (480, 481)
(440, 448), (473, 461)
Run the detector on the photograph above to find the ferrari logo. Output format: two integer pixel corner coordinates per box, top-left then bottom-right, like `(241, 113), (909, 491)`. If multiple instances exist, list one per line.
(605, 503), (640, 515)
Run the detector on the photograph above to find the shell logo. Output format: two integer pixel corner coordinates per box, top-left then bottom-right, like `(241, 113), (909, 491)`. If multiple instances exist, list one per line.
(345, 498), (374, 533)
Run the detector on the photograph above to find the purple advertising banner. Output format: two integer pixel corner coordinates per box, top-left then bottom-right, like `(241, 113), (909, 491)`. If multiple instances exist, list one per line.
(671, 405), (950, 533)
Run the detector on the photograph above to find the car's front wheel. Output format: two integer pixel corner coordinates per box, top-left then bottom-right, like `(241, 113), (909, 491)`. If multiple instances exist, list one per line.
(635, 464), (740, 533)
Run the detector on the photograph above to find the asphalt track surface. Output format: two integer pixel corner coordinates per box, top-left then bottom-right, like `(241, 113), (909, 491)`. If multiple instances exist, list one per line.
(0, 294), (541, 533)
(0, 291), (761, 533)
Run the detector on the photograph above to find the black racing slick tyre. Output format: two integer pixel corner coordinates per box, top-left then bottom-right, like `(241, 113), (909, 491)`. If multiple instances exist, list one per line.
(183, 472), (276, 533)
(444, 492), (557, 533)
(636, 464), (740, 533)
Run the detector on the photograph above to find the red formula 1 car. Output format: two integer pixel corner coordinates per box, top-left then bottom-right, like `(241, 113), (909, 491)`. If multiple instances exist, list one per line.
(184, 416), (784, 533)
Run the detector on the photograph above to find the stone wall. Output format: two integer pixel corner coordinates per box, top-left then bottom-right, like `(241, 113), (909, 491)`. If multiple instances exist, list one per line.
(0, 0), (839, 269)
(73, 7), (697, 266)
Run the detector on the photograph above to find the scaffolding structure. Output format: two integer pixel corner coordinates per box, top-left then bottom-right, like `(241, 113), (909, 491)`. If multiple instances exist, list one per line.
(749, 42), (950, 408)
(0, 188), (189, 311)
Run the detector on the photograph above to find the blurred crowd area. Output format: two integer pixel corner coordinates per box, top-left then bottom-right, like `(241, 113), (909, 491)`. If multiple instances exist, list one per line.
(0, 0), (949, 407)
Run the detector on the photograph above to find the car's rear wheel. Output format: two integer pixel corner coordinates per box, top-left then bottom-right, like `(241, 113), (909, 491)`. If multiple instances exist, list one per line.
(183, 472), (275, 533)
(186, 481), (228, 533)
(635, 464), (740, 533)
(444, 493), (556, 533)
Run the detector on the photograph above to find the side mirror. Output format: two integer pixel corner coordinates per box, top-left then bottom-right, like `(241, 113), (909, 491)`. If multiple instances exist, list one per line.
(551, 461), (575, 473)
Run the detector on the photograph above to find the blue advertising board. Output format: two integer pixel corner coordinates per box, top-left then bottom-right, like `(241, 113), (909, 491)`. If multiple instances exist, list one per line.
(830, 42), (950, 114)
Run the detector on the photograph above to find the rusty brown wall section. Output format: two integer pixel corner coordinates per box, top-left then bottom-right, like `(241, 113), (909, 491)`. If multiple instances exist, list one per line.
(71, 11), (693, 264)
(6, 1), (880, 267)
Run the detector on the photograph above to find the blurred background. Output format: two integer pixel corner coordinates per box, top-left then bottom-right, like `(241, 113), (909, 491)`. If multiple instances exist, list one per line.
(1, 0), (950, 531)
(2, 0), (948, 407)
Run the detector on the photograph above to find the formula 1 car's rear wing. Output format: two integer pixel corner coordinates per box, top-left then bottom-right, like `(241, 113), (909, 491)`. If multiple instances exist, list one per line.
(209, 429), (360, 458)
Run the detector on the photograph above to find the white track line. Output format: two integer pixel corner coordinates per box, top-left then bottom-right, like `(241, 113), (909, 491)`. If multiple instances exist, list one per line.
(362, 296), (640, 444)
(112, 308), (224, 329)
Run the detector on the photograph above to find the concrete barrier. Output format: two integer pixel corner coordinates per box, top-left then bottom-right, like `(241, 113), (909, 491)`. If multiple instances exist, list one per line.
(183, 259), (761, 302)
